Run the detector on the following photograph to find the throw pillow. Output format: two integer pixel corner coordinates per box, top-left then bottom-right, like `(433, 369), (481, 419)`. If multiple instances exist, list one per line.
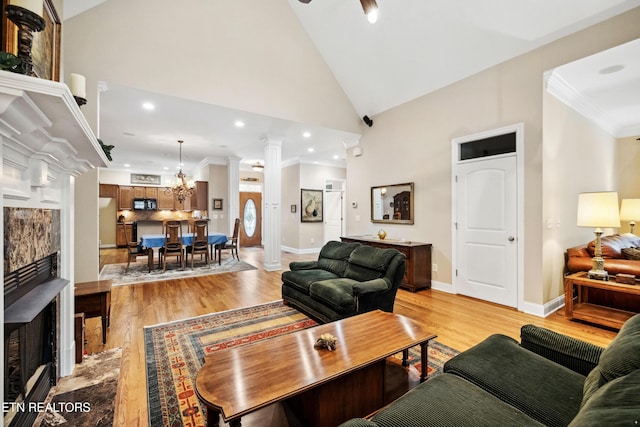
(621, 247), (640, 260)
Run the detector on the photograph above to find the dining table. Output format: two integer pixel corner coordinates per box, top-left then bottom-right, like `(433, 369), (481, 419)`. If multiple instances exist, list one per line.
(140, 232), (228, 268)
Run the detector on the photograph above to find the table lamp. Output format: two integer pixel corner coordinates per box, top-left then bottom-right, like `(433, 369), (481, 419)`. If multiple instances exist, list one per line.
(619, 198), (640, 234)
(577, 191), (621, 280)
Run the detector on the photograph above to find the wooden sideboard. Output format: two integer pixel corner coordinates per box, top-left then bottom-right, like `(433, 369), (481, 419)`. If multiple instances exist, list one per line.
(341, 236), (432, 292)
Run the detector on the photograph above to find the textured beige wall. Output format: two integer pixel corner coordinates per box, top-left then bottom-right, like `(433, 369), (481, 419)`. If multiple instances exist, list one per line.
(346, 8), (640, 307)
(62, 0), (360, 137)
(617, 135), (640, 207)
(542, 93), (618, 303)
(74, 168), (100, 282)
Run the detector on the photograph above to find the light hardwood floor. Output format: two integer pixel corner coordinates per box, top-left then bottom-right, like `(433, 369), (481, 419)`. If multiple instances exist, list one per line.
(90, 247), (617, 427)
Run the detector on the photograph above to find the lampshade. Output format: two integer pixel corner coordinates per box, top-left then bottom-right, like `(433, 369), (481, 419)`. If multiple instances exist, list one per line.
(620, 199), (640, 221)
(577, 192), (620, 228)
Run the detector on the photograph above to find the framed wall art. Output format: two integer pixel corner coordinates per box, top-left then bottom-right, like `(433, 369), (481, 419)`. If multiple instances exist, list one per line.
(300, 189), (323, 222)
(1, 0), (61, 81)
(131, 173), (161, 185)
(213, 198), (223, 210)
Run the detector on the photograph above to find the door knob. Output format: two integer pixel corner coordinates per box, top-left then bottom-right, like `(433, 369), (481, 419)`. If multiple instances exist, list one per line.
(508, 236), (515, 242)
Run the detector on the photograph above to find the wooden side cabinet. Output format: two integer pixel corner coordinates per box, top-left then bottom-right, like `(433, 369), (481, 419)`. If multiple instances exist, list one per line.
(341, 236), (432, 292)
(564, 272), (640, 329)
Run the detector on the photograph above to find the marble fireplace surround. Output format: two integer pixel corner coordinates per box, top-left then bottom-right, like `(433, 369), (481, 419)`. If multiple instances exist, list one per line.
(0, 71), (108, 415)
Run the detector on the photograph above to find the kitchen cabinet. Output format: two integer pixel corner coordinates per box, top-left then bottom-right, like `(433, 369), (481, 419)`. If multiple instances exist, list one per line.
(133, 187), (146, 198)
(145, 187), (158, 199)
(116, 223), (133, 247)
(118, 186), (133, 210)
(191, 181), (208, 211)
(99, 184), (118, 198)
(157, 188), (174, 210)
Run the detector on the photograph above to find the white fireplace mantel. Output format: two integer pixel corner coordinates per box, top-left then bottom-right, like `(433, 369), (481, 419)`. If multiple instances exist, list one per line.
(1, 70), (109, 410)
(0, 70), (108, 201)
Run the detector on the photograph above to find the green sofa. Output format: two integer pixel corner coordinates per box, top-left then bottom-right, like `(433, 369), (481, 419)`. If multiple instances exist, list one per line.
(339, 313), (640, 427)
(281, 240), (406, 323)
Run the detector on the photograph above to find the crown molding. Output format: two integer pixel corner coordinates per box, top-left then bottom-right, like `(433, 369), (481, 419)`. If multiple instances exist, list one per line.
(546, 70), (636, 138)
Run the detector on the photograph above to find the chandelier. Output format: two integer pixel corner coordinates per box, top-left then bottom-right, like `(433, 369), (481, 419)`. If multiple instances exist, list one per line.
(165, 140), (195, 203)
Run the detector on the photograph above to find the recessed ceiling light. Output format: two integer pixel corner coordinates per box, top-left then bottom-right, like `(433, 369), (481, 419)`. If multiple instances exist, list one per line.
(303, 131), (311, 138)
(124, 164), (130, 167)
(163, 166), (169, 170)
(235, 120), (245, 128)
(599, 64), (625, 74)
(307, 147), (315, 153)
(142, 102), (155, 111)
(333, 155), (339, 160)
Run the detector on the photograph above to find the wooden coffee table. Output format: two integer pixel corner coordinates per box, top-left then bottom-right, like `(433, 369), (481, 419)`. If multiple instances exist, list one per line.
(195, 310), (437, 427)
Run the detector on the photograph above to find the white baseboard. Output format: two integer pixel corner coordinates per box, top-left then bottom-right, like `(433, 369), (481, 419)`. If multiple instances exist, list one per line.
(281, 245), (321, 255)
(100, 243), (116, 249)
(426, 280), (564, 319)
(520, 294), (565, 318)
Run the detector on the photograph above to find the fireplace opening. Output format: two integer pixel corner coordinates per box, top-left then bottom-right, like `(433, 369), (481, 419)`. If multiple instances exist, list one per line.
(3, 253), (66, 427)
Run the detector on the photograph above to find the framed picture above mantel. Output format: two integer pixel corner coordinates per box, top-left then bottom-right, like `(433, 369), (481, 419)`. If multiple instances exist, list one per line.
(1, 0), (61, 81)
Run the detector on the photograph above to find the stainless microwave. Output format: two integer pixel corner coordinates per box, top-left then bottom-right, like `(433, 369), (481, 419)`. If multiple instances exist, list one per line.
(133, 198), (157, 210)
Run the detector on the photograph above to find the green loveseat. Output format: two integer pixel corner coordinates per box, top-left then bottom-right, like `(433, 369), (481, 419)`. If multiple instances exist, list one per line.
(339, 313), (640, 426)
(281, 240), (406, 323)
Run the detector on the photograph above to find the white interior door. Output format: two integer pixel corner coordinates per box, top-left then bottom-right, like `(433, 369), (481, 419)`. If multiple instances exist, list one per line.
(324, 190), (343, 243)
(456, 155), (518, 307)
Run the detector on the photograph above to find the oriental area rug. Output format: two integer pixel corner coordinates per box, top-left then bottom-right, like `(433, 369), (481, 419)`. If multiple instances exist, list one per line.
(144, 301), (459, 427)
(99, 257), (256, 286)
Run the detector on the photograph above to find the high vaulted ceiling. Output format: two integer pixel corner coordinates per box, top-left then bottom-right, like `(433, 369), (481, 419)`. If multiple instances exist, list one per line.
(63, 0), (640, 174)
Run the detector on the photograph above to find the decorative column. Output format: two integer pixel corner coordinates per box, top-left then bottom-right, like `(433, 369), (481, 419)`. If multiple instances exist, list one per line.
(226, 156), (240, 236)
(58, 172), (75, 377)
(263, 139), (282, 271)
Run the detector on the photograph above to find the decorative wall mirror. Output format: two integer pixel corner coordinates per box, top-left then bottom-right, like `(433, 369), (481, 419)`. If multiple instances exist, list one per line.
(371, 182), (414, 224)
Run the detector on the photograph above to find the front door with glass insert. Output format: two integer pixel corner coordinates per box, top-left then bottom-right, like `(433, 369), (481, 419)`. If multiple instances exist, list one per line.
(240, 192), (262, 246)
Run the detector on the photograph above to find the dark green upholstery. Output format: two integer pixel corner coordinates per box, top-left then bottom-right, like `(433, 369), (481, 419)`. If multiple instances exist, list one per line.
(339, 314), (640, 427)
(581, 313), (640, 404)
(520, 324), (604, 376)
(281, 240), (405, 323)
(340, 374), (545, 427)
(444, 334), (585, 427)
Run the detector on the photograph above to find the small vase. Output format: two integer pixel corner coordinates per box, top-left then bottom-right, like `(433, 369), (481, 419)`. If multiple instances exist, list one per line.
(378, 229), (387, 240)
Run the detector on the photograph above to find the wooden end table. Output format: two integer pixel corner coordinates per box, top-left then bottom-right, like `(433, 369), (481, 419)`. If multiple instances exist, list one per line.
(195, 310), (437, 427)
(564, 272), (640, 329)
(74, 279), (112, 344)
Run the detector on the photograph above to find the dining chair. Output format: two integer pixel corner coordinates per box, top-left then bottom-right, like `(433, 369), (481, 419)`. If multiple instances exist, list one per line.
(217, 218), (240, 264)
(186, 219), (209, 268)
(159, 220), (184, 271)
(125, 225), (151, 273)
